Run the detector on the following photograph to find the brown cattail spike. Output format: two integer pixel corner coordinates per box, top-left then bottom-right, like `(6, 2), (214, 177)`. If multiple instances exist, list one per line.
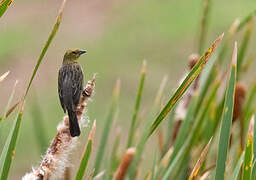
(188, 53), (200, 70)
(233, 83), (246, 122)
(114, 147), (136, 180)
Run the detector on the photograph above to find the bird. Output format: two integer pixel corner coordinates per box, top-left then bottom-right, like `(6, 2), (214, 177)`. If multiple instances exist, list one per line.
(58, 49), (86, 137)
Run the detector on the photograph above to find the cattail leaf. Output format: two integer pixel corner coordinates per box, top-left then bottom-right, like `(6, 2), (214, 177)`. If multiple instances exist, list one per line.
(30, 94), (48, 154)
(0, 1), (67, 178)
(127, 61), (146, 148)
(128, 75), (169, 179)
(0, 80), (18, 123)
(76, 120), (96, 180)
(217, 19), (239, 64)
(0, 0), (13, 18)
(106, 129), (121, 180)
(168, 79), (220, 171)
(0, 103), (24, 180)
(76, 140), (92, 180)
(24, 0), (66, 98)
(231, 152), (245, 180)
(189, 137), (213, 180)
(215, 42), (237, 180)
(254, 114), (256, 159)
(198, 0), (211, 54)
(172, 95), (197, 154)
(243, 84), (256, 127)
(237, 9), (256, 32)
(242, 116), (254, 180)
(149, 33), (224, 137)
(251, 159), (256, 180)
(163, 81), (219, 178)
(94, 80), (120, 175)
(237, 17), (253, 78)
(162, 137), (190, 180)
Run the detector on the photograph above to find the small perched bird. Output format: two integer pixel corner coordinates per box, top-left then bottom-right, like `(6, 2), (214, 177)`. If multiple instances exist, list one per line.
(58, 49), (86, 137)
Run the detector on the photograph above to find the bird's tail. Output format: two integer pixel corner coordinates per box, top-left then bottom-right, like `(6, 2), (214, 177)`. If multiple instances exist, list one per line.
(67, 109), (81, 137)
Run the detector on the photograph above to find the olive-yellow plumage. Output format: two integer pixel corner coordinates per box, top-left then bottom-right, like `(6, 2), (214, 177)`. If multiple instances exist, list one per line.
(58, 49), (86, 137)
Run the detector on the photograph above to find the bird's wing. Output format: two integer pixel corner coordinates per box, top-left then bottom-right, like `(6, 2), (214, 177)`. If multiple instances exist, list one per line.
(71, 64), (84, 106)
(58, 66), (67, 113)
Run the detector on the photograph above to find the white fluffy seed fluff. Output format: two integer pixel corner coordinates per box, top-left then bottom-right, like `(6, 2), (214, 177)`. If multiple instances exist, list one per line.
(22, 76), (96, 180)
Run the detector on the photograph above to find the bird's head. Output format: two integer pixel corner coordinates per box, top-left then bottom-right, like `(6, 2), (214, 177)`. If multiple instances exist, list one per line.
(63, 49), (86, 64)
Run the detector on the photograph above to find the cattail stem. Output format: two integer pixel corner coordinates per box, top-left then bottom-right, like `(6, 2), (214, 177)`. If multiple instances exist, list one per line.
(22, 75), (96, 180)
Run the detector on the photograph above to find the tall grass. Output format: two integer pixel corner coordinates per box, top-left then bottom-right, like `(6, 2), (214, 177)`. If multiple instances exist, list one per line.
(1, 1), (256, 179)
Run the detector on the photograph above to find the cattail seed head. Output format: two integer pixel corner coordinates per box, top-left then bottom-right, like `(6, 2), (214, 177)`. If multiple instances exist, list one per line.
(233, 83), (246, 122)
(114, 147), (136, 180)
(188, 53), (200, 70)
(23, 76), (95, 180)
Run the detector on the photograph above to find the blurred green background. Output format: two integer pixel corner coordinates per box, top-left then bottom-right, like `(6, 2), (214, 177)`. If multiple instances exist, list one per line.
(0, 0), (255, 178)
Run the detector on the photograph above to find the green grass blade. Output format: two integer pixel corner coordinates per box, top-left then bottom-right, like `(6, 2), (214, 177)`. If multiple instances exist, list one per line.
(251, 159), (256, 180)
(0, 80), (18, 123)
(231, 151), (245, 180)
(106, 129), (121, 180)
(0, 0), (13, 18)
(254, 114), (256, 159)
(242, 116), (254, 180)
(189, 137), (213, 180)
(198, 0), (211, 54)
(217, 19), (239, 65)
(150, 153), (157, 180)
(243, 84), (256, 122)
(127, 61), (146, 148)
(94, 80), (120, 175)
(24, 0), (66, 98)
(163, 80), (220, 178)
(128, 76), (169, 179)
(172, 96), (197, 154)
(237, 9), (256, 32)
(30, 94), (48, 154)
(76, 120), (96, 180)
(195, 55), (217, 115)
(162, 136), (190, 180)
(237, 18), (253, 78)
(76, 140), (92, 180)
(0, 103), (24, 180)
(149, 33), (224, 137)
(215, 42), (237, 180)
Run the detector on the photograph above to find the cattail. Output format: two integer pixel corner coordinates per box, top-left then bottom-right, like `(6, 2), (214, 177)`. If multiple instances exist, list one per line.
(22, 75), (96, 180)
(114, 147), (136, 180)
(157, 127), (164, 154)
(188, 53), (200, 91)
(233, 83), (247, 122)
(230, 82), (246, 149)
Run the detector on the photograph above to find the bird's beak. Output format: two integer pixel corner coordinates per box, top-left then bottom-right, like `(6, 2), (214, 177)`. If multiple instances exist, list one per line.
(78, 50), (87, 55)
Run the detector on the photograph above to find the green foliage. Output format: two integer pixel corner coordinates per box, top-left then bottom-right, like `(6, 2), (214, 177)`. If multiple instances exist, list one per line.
(76, 140), (92, 180)
(0, 0), (13, 18)
(149, 33), (223, 137)
(0, 0), (66, 179)
(24, 0), (66, 98)
(232, 152), (245, 180)
(127, 61), (146, 148)
(94, 80), (120, 175)
(1, 1), (256, 180)
(215, 43), (237, 180)
(0, 106), (23, 180)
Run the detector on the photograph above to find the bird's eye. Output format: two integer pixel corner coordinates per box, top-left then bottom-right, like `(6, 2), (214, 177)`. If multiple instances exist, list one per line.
(72, 51), (77, 55)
